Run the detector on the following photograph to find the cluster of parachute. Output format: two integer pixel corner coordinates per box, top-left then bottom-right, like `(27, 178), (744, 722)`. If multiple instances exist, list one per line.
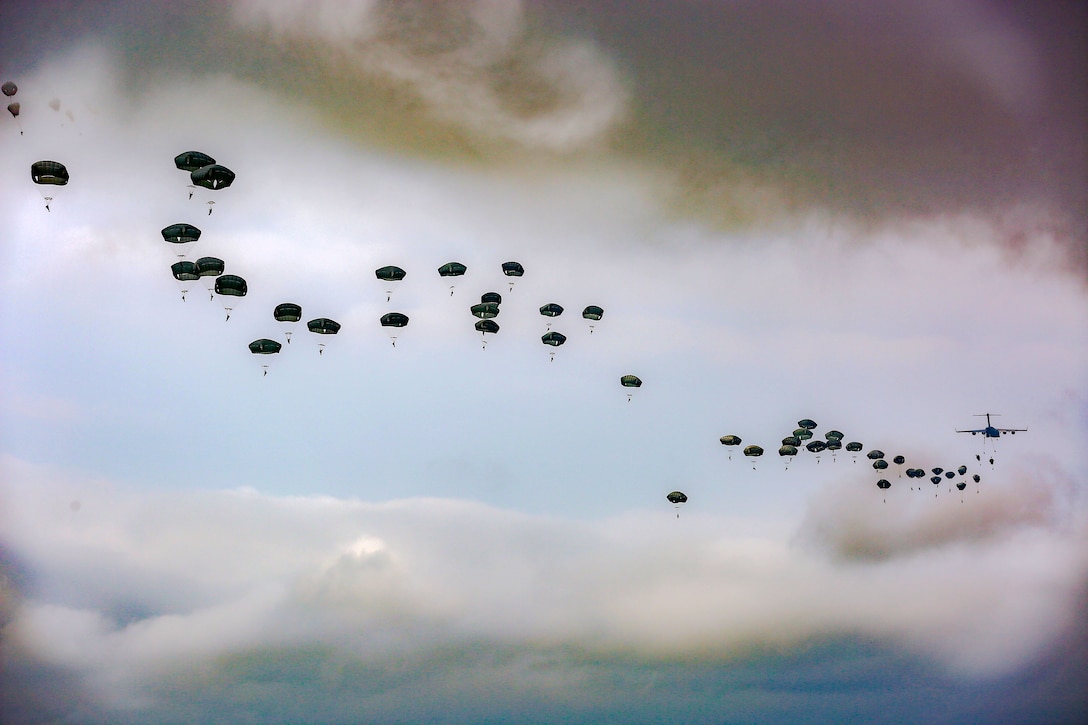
(4, 80), (21, 135)
(174, 151), (235, 215)
(715, 418), (984, 504)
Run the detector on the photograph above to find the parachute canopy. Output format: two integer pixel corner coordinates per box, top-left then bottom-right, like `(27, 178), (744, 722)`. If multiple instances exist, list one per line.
(214, 274), (247, 297)
(793, 428), (813, 441)
(31, 160), (69, 185)
(893, 455), (906, 465)
(620, 375), (642, 388)
(1, 81), (16, 96)
(877, 479), (891, 490)
(541, 331), (566, 347)
(171, 261), (200, 281)
(249, 339), (282, 355)
(175, 151), (216, 172)
(845, 441), (863, 452)
(743, 445), (764, 457)
(308, 318), (341, 334)
(471, 302), (500, 319)
(380, 312), (409, 328)
(719, 435), (742, 446)
(7, 102), (18, 118)
(825, 439), (842, 451)
(195, 257), (224, 277)
(376, 265), (406, 282)
(438, 262), (466, 277)
(191, 164), (235, 190)
(782, 436), (801, 447)
(161, 223), (201, 244)
(481, 292), (502, 305)
(475, 319), (499, 334)
(539, 303), (564, 317)
(582, 305), (604, 321)
(502, 261), (524, 277)
(957, 465), (968, 476)
(274, 303), (303, 322)
(956, 481), (967, 491)
(806, 440), (827, 453)
(825, 430), (844, 441)
(779, 445), (798, 457)
(666, 491), (688, 504)
(867, 450), (885, 460)
(797, 419), (817, 430)
(873, 459), (889, 470)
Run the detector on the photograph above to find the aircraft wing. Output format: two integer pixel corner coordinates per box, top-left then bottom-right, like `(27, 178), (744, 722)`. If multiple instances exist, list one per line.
(956, 428), (985, 433)
(996, 427), (1027, 433)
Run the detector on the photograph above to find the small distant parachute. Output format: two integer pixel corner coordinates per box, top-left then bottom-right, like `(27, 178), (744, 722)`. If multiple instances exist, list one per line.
(793, 428), (813, 441)
(249, 338), (282, 376)
(957, 465), (968, 476)
(214, 274), (247, 320)
(956, 481), (967, 491)
(175, 151), (216, 172)
(308, 317), (341, 354)
(825, 439), (842, 453)
(782, 436), (801, 447)
(31, 161), (68, 211)
(806, 439), (827, 462)
(893, 455), (906, 465)
(666, 490), (687, 517)
(438, 262), (466, 295)
(474, 319), (499, 348)
(195, 256), (224, 298)
(582, 305), (604, 333)
(191, 164), (235, 192)
(877, 479), (891, 489)
(845, 441), (863, 452)
(481, 292), (502, 305)
(376, 265), (406, 301)
(539, 303), (564, 328)
(824, 430), (844, 441)
(930, 475), (942, 486)
(972, 474), (981, 483)
(873, 459), (889, 470)
(471, 302), (500, 319)
(380, 312), (409, 347)
(502, 261), (524, 289)
(161, 223), (201, 258)
(931, 467), (943, 475)
(797, 419), (817, 430)
(274, 303), (303, 343)
(944, 470), (956, 479)
(1, 81), (16, 96)
(743, 445), (764, 468)
(867, 450), (885, 460)
(541, 331), (566, 361)
(170, 261), (200, 300)
(620, 374), (642, 402)
(5, 102), (20, 135)
(779, 445), (798, 468)
(720, 435), (742, 459)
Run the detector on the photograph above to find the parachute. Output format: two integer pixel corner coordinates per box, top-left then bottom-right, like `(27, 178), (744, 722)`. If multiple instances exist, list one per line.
(666, 490), (687, 517)
(274, 303), (303, 344)
(743, 444), (764, 469)
(877, 478), (891, 502)
(539, 303), (563, 329)
(376, 265), (406, 301)
(471, 302), (500, 319)
(867, 450), (885, 460)
(793, 428), (813, 441)
(620, 374), (642, 402)
(582, 305), (604, 333)
(797, 419), (817, 430)
(474, 319), (499, 348)
(195, 257), (224, 299)
(782, 436), (801, 447)
(845, 441), (863, 452)
(541, 331), (566, 361)
(957, 465), (968, 476)
(175, 151), (216, 172)
(1, 81), (16, 96)
(249, 338), (282, 376)
(720, 435), (742, 459)
(214, 274), (247, 320)
(6, 101), (20, 135)
(481, 292), (502, 305)
(161, 223), (202, 258)
(31, 161), (69, 211)
(502, 261), (524, 290)
(190, 164), (235, 190)
(893, 455), (906, 465)
(438, 262), (467, 295)
(824, 430), (844, 441)
(308, 317), (341, 354)
(873, 459), (889, 470)
(380, 312), (409, 347)
(170, 260), (201, 300)
(779, 444), (798, 469)
(806, 439), (827, 462)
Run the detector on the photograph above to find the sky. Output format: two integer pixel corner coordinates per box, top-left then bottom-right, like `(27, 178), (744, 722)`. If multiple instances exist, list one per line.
(1, 1), (1086, 723)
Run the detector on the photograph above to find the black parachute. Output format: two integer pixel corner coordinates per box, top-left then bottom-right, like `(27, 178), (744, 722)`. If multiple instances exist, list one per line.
(376, 265), (406, 301)
(782, 436), (801, 447)
(582, 305), (604, 321)
(275, 303), (303, 322)
(31, 160), (69, 204)
(308, 318), (341, 334)
(793, 428), (814, 441)
(471, 302), (500, 319)
(877, 479), (891, 490)
(502, 261), (524, 277)
(481, 292), (502, 305)
(845, 441), (863, 452)
(170, 261), (200, 300)
(797, 419), (817, 430)
(380, 312), (409, 347)
(873, 459), (889, 470)
(195, 256), (223, 276)
(214, 274), (247, 320)
(438, 262), (466, 295)
(175, 151), (216, 172)
(666, 491), (688, 504)
(475, 319), (500, 348)
(539, 303), (564, 322)
(893, 455), (906, 465)
(867, 450), (885, 460)
(161, 224), (201, 257)
(541, 331), (566, 361)
(806, 440), (827, 453)
(620, 374), (642, 388)
(825, 430), (844, 441)
(190, 164), (235, 190)
(249, 338), (282, 376)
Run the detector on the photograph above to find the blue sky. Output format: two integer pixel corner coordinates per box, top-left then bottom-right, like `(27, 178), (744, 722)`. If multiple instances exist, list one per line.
(1, 2), (1086, 722)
